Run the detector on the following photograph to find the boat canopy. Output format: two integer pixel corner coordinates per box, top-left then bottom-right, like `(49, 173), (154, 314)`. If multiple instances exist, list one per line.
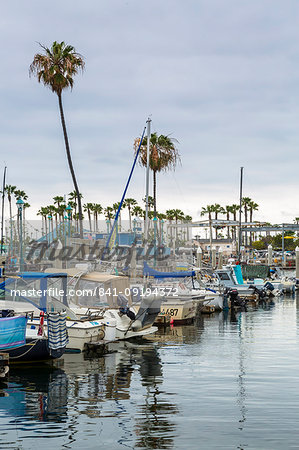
(143, 262), (195, 278)
(0, 272), (68, 312)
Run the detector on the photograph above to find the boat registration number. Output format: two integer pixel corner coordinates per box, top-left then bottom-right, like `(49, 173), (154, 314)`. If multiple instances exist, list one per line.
(160, 308), (179, 316)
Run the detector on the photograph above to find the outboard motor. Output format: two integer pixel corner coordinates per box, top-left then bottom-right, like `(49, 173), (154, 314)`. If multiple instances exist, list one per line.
(117, 294), (136, 321)
(249, 284), (267, 300)
(227, 288), (246, 309)
(264, 281), (274, 291)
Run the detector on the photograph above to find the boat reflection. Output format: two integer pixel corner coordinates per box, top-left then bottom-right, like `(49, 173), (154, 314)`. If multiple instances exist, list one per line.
(63, 339), (179, 448)
(0, 366), (68, 422)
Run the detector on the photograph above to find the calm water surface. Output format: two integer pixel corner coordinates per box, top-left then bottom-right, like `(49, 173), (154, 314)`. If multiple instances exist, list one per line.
(1, 295), (299, 449)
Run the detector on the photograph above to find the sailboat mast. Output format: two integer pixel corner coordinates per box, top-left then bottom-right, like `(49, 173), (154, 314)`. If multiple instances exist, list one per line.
(144, 117), (151, 242)
(238, 166), (244, 260)
(0, 166), (7, 255)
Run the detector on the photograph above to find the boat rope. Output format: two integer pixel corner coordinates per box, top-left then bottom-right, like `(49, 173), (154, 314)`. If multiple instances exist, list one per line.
(8, 339), (40, 360)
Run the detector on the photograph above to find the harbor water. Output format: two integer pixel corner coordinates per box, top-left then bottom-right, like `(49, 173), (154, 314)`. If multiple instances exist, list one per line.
(1, 294), (299, 449)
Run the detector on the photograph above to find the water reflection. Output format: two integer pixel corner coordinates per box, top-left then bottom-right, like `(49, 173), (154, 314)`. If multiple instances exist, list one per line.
(63, 340), (179, 448)
(0, 366), (68, 422)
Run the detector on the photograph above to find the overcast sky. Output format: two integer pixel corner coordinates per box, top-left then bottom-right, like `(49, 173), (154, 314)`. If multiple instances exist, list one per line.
(1, 0), (299, 224)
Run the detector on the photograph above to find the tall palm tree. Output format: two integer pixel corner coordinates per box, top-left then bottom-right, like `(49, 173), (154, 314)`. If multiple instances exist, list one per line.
(136, 133), (180, 215)
(123, 198), (137, 231)
(30, 41), (85, 238)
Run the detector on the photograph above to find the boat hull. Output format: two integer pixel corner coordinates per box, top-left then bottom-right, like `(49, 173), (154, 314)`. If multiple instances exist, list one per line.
(6, 338), (64, 363)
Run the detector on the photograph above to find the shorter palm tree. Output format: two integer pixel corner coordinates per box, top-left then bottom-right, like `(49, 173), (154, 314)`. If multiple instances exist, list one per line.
(123, 198), (137, 231)
(83, 203), (94, 232)
(136, 133), (180, 215)
(93, 204), (103, 232)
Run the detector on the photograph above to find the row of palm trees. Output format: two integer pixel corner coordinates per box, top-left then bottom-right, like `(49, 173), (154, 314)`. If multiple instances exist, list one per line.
(2, 185), (30, 222)
(200, 198), (259, 244)
(37, 193), (193, 236)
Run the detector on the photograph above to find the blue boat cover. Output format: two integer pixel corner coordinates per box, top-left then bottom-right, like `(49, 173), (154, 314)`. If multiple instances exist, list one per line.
(0, 316), (27, 350)
(233, 265), (244, 284)
(143, 262), (195, 278)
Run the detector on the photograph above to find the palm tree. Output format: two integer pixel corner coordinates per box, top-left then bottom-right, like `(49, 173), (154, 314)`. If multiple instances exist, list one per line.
(242, 197), (252, 246)
(166, 209), (175, 246)
(53, 196), (64, 208)
(104, 206), (114, 232)
(172, 209), (185, 244)
(201, 205), (215, 258)
(132, 206), (144, 217)
(212, 204), (225, 240)
(123, 198), (137, 231)
(5, 185), (16, 252)
(14, 190), (28, 201)
(142, 196), (154, 211)
(83, 203), (94, 232)
(68, 191), (83, 233)
(37, 206), (49, 239)
(184, 214), (192, 242)
(112, 202), (123, 231)
(230, 204), (240, 242)
(13, 190), (28, 243)
(224, 205), (233, 239)
(53, 196), (65, 228)
(30, 41), (85, 238)
(93, 204), (103, 232)
(136, 133), (180, 215)
(248, 200), (259, 245)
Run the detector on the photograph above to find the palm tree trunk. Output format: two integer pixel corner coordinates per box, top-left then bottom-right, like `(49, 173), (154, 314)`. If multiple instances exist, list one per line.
(9, 198), (13, 254)
(88, 210), (92, 232)
(209, 213), (212, 261)
(128, 206), (132, 231)
(244, 207), (248, 246)
(249, 209), (253, 247)
(57, 93), (83, 239)
(153, 170), (157, 216)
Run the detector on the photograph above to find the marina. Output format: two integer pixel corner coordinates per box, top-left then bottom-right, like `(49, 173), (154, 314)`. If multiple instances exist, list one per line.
(0, 292), (297, 448)
(2, 1), (299, 448)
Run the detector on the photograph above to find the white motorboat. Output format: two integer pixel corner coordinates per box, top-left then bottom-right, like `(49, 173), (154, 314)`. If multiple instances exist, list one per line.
(1, 270), (162, 352)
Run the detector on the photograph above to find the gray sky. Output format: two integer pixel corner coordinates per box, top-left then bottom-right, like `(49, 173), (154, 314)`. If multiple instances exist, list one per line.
(1, 0), (299, 224)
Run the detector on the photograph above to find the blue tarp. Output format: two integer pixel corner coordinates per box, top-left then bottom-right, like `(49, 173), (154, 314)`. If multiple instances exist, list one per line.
(0, 316), (27, 350)
(143, 262), (195, 278)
